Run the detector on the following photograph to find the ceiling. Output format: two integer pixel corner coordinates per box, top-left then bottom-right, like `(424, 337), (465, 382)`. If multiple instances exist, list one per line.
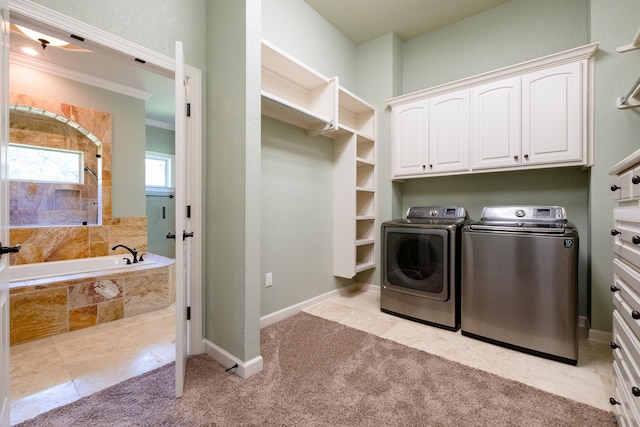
(9, 16), (175, 126)
(9, 1), (511, 125)
(304, 0), (510, 45)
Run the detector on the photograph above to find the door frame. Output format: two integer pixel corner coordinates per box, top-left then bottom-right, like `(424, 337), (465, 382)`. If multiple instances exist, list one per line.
(7, 0), (204, 354)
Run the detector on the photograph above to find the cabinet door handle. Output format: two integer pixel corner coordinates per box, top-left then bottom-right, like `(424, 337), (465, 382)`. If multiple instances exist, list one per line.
(611, 341), (620, 350)
(610, 397), (621, 405)
(632, 310), (640, 320)
(611, 284), (620, 292)
(633, 235), (640, 245)
(514, 155), (519, 161)
(633, 387), (640, 397)
(612, 229), (621, 236)
(422, 165), (426, 170)
(523, 154), (529, 159)
(429, 164), (433, 169)
(633, 175), (640, 185)
(612, 184), (621, 191)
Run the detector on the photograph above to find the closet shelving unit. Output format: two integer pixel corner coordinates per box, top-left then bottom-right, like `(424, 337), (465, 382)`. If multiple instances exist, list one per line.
(617, 26), (640, 109)
(261, 40), (377, 279)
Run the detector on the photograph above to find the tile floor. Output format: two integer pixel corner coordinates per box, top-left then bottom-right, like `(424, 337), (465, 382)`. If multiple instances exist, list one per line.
(9, 305), (176, 425)
(305, 288), (614, 412)
(9, 288), (614, 425)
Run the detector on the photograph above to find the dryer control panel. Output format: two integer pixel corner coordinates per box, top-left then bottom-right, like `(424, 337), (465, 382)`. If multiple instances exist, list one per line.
(407, 206), (467, 220)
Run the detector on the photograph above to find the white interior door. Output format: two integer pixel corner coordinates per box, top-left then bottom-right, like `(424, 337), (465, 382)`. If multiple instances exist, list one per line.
(174, 41), (189, 398)
(0, 0), (10, 424)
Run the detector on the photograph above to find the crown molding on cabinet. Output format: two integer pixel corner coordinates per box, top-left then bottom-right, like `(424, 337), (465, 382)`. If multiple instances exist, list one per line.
(387, 42), (599, 106)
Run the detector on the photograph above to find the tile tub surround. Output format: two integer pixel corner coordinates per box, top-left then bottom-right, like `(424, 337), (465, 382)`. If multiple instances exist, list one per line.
(9, 92), (113, 227)
(9, 253), (175, 345)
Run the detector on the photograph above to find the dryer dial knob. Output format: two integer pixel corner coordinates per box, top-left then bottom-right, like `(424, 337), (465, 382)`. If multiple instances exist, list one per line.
(515, 209), (526, 218)
(430, 209), (438, 216)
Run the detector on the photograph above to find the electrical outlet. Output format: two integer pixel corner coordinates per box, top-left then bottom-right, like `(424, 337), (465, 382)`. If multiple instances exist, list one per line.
(265, 272), (273, 287)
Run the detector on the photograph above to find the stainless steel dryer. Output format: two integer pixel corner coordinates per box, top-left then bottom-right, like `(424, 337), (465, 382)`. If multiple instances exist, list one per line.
(461, 205), (579, 365)
(381, 206), (470, 331)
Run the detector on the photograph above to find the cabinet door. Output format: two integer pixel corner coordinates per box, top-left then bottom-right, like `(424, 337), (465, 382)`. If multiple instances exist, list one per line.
(471, 77), (521, 170)
(392, 100), (428, 177)
(428, 90), (470, 173)
(522, 61), (584, 165)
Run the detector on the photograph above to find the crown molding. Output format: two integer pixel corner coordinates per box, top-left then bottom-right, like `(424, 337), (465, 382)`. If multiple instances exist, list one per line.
(9, 0), (175, 77)
(10, 53), (152, 100)
(145, 118), (175, 131)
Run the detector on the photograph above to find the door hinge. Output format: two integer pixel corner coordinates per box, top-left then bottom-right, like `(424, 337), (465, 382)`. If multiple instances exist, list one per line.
(186, 205), (191, 218)
(187, 306), (191, 320)
(186, 103), (191, 117)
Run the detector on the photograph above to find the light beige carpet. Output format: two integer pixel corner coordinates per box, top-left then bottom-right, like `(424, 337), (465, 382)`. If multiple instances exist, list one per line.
(17, 312), (614, 426)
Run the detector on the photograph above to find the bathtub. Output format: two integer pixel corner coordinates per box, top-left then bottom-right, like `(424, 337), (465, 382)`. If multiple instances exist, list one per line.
(10, 255), (155, 283)
(9, 253), (175, 346)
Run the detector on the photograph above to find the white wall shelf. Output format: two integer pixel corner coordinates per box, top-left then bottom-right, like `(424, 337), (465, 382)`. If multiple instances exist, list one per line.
(617, 26), (640, 53)
(261, 40), (377, 279)
(261, 40), (338, 135)
(616, 26), (640, 109)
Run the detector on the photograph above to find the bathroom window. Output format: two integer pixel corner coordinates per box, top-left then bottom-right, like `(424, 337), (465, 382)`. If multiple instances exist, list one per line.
(145, 151), (175, 195)
(8, 143), (83, 184)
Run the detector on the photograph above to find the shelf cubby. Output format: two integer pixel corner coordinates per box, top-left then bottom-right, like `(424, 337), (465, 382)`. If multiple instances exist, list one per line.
(261, 40), (376, 279)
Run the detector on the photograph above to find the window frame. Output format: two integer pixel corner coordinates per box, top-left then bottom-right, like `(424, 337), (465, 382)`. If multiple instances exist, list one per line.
(145, 150), (175, 196)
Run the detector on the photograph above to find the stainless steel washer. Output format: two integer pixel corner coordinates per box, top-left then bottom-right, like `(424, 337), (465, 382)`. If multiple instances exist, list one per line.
(381, 206), (470, 331)
(461, 205), (579, 365)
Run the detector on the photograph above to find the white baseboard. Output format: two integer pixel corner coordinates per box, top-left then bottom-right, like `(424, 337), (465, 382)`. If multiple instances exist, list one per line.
(259, 282), (375, 329)
(203, 338), (264, 379)
(202, 282), (374, 379)
(587, 328), (612, 344)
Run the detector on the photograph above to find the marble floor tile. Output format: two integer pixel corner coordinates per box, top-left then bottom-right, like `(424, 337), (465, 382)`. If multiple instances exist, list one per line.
(10, 305), (176, 426)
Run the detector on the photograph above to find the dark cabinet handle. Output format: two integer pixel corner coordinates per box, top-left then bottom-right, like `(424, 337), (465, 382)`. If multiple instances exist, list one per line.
(0, 244), (20, 255)
(610, 397), (620, 405)
(524, 154), (529, 159)
(422, 165), (426, 170)
(611, 285), (620, 292)
(632, 310), (640, 320)
(612, 229), (621, 236)
(633, 236), (640, 245)
(611, 342), (620, 350)
(633, 175), (640, 185)
(429, 164), (433, 169)
(514, 155), (519, 161)
(633, 387), (640, 397)
(612, 184), (621, 191)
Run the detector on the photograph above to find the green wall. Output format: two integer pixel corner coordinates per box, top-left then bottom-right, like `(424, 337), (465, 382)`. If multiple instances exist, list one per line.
(261, 0), (359, 316)
(589, 0), (640, 332)
(145, 125), (176, 258)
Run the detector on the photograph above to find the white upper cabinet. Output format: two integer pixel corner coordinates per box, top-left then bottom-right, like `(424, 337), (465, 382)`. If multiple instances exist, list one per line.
(522, 61), (584, 165)
(471, 77), (521, 170)
(392, 100), (428, 177)
(428, 90), (470, 174)
(388, 43), (598, 179)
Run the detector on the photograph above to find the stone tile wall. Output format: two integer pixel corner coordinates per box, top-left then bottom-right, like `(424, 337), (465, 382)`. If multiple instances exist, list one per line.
(9, 253), (175, 345)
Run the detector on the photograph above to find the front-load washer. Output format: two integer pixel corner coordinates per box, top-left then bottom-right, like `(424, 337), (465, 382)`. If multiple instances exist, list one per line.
(381, 206), (471, 331)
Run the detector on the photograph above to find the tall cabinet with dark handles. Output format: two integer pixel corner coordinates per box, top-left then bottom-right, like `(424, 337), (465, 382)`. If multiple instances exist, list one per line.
(609, 148), (640, 424)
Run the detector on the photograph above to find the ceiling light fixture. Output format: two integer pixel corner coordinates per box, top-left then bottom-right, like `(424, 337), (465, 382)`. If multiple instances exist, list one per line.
(15, 24), (69, 50)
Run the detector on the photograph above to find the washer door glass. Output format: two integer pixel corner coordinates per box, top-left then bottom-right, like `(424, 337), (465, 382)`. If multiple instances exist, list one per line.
(384, 228), (449, 301)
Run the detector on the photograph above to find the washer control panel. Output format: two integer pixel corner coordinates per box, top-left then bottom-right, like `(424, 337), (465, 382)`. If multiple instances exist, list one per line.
(481, 205), (567, 222)
(407, 206), (467, 220)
